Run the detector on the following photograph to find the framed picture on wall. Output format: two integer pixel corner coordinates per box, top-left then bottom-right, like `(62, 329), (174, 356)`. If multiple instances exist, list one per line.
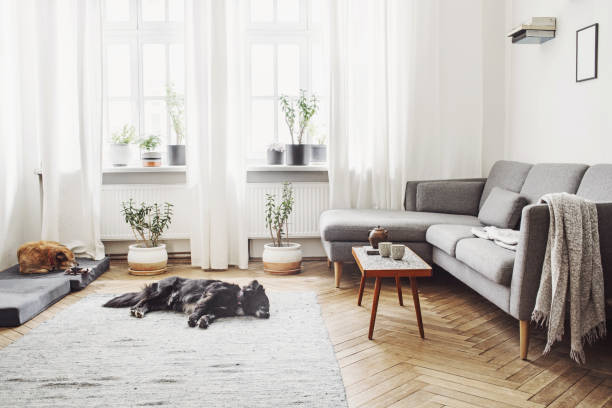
(576, 23), (598, 82)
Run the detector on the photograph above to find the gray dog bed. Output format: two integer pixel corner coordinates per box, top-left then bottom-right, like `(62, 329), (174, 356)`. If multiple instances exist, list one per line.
(0, 257), (110, 327)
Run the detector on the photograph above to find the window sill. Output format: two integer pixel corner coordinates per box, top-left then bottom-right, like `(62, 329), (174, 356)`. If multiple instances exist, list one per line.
(103, 165), (186, 174)
(246, 164), (328, 172)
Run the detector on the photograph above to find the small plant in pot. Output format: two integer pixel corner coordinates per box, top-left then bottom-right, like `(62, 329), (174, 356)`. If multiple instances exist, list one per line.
(266, 142), (285, 165)
(279, 90), (318, 165)
(307, 124), (328, 163)
(110, 124), (135, 166)
(139, 135), (162, 167)
(166, 83), (186, 166)
(121, 199), (173, 275)
(262, 183), (302, 274)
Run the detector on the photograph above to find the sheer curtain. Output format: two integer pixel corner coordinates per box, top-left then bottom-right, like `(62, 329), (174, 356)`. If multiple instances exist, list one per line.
(1, 0), (105, 260)
(328, 0), (482, 210)
(185, 0), (248, 269)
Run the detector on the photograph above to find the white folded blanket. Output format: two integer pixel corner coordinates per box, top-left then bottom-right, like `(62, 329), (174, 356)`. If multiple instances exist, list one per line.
(471, 226), (520, 251)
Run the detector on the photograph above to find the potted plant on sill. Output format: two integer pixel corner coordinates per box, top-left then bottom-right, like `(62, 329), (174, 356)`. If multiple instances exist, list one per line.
(166, 83), (186, 166)
(110, 124), (135, 167)
(139, 135), (162, 167)
(307, 124), (328, 163)
(266, 142), (285, 165)
(122, 199), (173, 276)
(279, 90), (319, 166)
(262, 183), (302, 274)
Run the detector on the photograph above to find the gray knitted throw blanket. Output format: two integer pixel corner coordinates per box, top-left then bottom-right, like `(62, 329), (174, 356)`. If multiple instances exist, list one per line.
(532, 193), (606, 364)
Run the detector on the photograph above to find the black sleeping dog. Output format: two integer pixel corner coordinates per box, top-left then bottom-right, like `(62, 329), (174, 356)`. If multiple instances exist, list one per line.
(103, 277), (270, 329)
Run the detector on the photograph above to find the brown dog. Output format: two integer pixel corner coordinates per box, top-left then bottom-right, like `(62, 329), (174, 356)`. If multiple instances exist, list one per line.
(17, 241), (76, 274)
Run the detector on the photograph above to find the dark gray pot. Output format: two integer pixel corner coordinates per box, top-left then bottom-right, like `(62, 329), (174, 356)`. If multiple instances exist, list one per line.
(309, 145), (327, 163)
(168, 145), (186, 166)
(285, 144), (311, 166)
(266, 149), (284, 165)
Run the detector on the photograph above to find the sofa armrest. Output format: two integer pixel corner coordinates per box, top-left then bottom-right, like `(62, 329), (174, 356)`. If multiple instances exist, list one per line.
(510, 202), (612, 320)
(404, 178), (486, 211)
(509, 204), (549, 320)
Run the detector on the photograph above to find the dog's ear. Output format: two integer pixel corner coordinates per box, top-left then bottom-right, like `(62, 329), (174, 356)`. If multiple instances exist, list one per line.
(55, 251), (68, 262)
(245, 280), (260, 291)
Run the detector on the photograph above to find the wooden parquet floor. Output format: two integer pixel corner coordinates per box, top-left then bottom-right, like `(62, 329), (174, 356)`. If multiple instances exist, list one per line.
(1, 260), (611, 407)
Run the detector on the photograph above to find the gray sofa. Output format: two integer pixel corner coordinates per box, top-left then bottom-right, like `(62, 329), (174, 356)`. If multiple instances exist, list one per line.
(319, 161), (612, 359)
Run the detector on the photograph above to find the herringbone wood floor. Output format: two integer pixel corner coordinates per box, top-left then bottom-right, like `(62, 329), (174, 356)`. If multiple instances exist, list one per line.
(1, 260), (611, 407)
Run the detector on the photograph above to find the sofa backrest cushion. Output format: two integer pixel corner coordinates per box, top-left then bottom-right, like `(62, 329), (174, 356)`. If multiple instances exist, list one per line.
(478, 187), (528, 229)
(576, 164), (612, 202)
(520, 163), (589, 204)
(480, 161), (532, 209)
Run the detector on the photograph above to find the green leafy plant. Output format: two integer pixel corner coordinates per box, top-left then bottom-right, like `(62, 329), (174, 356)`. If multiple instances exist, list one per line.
(111, 124), (136, 144)
(166, 83), (185, 145)
(265, 182), (294, 247)
(121, 199), (173, 248)
(279, 90), (318, 144)
(139, 135), (161, 151)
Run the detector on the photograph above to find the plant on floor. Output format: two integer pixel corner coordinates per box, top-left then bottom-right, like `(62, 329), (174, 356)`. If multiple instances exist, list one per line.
(111, 124), (136, 145)
(166, 83), (185, 145)
(121, 199), (173, 248)
(265, 182), (294, 247)
(139, 135), (161, 152)
(279, 90), (319, 145)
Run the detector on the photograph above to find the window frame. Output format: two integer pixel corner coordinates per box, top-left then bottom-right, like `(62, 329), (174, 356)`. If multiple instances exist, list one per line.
(102, 0), (184, 167)
(245, 0), (325, 160)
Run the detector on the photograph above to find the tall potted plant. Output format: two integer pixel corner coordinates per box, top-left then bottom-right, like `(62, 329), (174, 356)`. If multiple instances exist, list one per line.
(279, 90), (318, 165)
(139, 135), (162, 167)
(166, 83), (186, 166)
(262, 183), (302, 274)
(110, 124), (135, 167)
(122, 199), (173, 275)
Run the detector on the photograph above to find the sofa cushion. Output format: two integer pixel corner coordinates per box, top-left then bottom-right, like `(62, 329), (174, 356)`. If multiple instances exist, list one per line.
(480, 161), (532, 209)
(577, 164), (612, 202)
(426, 225), (475, 256)
(320, 209), (481, 242)
(478, 187), (528, 229)
(455, 238), (515, 286)
(520, 163), (588, 204)
(416, 181), (484, 215)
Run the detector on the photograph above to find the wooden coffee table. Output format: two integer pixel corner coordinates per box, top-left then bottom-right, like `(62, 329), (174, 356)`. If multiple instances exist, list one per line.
(352, 246), (432, 340)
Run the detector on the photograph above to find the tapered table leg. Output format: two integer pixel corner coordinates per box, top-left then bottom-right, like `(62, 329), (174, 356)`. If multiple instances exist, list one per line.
(368, 277), (382, 340)
(410, 276), (424, 338)
(395, 274), (403, 306)
(357, 274), (366, 306)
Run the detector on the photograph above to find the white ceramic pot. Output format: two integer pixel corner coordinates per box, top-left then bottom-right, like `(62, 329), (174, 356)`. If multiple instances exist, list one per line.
(110, 143), (131, 167)
(262, 242), (302, 275)
(127, 243), (168, 276)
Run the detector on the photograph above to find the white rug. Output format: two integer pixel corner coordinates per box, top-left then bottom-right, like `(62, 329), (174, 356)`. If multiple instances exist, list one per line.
(0, 292), (347, 407)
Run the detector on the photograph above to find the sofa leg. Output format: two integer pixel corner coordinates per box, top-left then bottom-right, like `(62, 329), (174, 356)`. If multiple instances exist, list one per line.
(520, 320), (530, 360)
(334, 262), (343, 288)
(327, 259), (331, 269)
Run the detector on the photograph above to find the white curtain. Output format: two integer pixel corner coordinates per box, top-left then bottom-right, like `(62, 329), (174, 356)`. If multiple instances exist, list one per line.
(185, 0), (248, 269)
(0, 0), (105, 260)
(328, 0), (483, 210)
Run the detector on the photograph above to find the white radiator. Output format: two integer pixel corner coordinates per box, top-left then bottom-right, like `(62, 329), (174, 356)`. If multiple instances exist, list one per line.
(246, 182), (329, 238)
(101, 185), (192, 240)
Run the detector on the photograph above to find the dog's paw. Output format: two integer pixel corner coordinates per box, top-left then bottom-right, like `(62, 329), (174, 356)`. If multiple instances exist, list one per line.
(187, 316), (198, 327)
(198, 316), (209, 329)
(131, 308), (145, 318)
(130, 308), (137, 317)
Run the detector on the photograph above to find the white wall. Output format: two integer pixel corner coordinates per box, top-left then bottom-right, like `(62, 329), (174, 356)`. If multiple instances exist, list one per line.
(500, 0), (612, 165)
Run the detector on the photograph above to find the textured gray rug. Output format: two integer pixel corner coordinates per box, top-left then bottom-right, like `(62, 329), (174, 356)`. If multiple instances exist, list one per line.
(0, 292), (347, 407)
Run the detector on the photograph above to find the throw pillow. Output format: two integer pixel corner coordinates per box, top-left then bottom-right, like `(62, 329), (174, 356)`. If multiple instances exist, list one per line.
(478, 187), (528, 229)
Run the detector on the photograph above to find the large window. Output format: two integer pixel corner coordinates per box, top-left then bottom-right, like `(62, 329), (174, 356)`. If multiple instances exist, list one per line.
(246, 0), (328, 158)
(102, 0), (184, 167)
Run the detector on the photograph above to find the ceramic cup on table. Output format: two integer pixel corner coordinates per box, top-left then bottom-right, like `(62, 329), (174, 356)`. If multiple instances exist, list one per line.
(391, 244), (406, 260)
(378, 242), (392, 257)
